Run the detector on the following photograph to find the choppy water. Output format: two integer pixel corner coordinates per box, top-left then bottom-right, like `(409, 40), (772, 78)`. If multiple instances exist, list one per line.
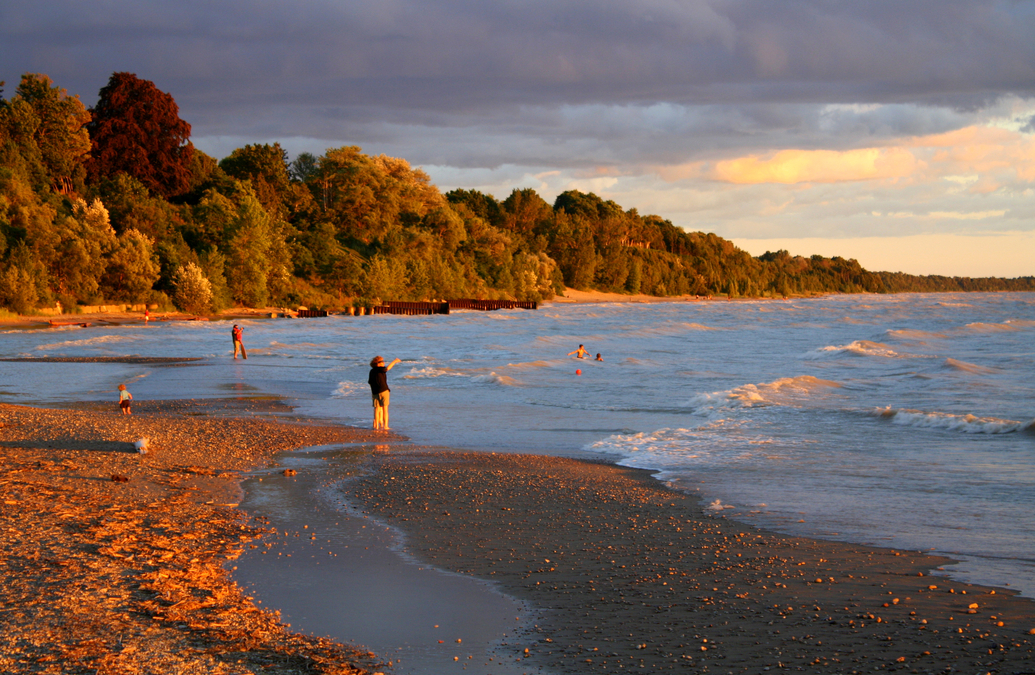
(2, 293), (1033, 598)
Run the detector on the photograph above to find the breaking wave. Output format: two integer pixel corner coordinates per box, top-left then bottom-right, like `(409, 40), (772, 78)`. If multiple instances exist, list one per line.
(402, 366), (467, 379)
(402, 365), (518, 387)
(471, 372), (518, 386)
(872, 407), (1033, 435)
(36, 335), (134, 351)
(807, 340), (929, 360)
(687, 375), (842, 414)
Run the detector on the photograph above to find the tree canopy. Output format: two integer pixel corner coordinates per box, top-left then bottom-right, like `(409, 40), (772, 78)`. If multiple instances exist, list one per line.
(86, 72), (193, 198)
(1, 71), (1032, 315)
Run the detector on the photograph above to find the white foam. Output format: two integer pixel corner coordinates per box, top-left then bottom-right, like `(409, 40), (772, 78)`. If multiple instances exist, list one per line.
(471, 372), (518, 386)
(807, 339), (907, 359)
(873, 407), (1030, 434)
(588, 424), (761, 472)
(402, 365), (518, 386)
(401, 366), (466, 379)
(36, 334), (134, 351)
(705, 499), (735, 512)
(965, 321), (1021, 333)
(687, 375), (842, 414)
(331, 381), (364, 398)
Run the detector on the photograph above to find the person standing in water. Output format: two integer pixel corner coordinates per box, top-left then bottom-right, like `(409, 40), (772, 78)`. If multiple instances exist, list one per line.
(368, 355), (401, 430)
(117, 384), (133, 415)
(232, 324), (247, 359)
(568, 344), (588, 359)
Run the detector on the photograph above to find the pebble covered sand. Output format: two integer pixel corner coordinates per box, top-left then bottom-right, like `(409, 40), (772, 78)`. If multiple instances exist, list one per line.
(3, 399), (1034, 675)
(350, 449), (1035, 674)
(0, 401), (390, 675)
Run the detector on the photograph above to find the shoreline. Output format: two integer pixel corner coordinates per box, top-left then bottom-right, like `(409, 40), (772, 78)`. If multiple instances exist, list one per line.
(3, 405), (1034, 673)
(0, 288), (802, 329)
(349, 448), (1035, 674)
(0, 401), (393, 674)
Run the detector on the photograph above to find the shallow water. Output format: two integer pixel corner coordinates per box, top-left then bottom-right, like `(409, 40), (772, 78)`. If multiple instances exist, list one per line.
(2, 292), (1033, 601)
(232, 446), (540, 675)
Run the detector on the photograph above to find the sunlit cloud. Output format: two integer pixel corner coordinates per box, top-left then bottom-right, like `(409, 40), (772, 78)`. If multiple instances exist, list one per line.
(713, 147), (920, 184)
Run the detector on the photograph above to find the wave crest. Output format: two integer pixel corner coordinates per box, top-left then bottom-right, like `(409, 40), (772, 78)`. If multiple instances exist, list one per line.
(807, 340), (928, 360)
(688, 375), (842, 413)
(872, 407), (1030, 435)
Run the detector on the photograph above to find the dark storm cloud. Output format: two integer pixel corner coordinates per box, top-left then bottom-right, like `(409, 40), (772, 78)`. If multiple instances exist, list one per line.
(3, 0), (1033, 164)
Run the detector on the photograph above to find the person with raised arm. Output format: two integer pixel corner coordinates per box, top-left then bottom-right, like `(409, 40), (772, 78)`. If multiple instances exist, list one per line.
(368, 355), (401, 430)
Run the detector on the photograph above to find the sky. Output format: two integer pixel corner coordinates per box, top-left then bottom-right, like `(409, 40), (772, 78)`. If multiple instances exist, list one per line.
(3, 0), (1034, 277)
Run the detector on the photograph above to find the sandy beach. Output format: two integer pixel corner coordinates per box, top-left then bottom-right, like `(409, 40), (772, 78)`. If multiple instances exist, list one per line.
(0, 401), (391, 674)
(349, 449), (1035, 674)
(547, 288), (708, 304)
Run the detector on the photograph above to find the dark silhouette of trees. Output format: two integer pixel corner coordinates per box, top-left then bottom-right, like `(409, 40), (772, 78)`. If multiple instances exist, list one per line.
(86, 73), (193, 198)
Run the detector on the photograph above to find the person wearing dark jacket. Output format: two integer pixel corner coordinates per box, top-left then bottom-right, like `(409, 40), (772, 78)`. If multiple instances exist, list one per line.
(368, 355), (401, 430)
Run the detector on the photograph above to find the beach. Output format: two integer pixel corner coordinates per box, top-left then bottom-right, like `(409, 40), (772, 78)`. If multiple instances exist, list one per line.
(1, 293), (1033, 673)
(0, 401), (389, 674)
(1, 405), (1034, 674)
(349, 449), (1035, 673)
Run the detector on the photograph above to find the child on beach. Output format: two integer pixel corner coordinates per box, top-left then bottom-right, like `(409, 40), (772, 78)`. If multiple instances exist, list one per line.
(117, 384), (133, 415)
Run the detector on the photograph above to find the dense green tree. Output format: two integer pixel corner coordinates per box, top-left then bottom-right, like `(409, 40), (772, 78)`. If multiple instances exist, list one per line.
(47, 198), (116, 303)
(289, 152), (318, 183)
(87, 73), (193, 197)
(219, 143), (291, 219)
(223, 188), (275, 307)
(100, 228), (160, 302)
(0, 74), (92, 195)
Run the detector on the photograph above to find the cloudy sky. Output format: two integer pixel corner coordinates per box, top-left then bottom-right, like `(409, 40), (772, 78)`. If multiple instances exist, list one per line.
(4, 0), (1034, 276)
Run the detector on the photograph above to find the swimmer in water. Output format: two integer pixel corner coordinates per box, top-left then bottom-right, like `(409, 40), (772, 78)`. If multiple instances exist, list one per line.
(568, 344), (588, 359)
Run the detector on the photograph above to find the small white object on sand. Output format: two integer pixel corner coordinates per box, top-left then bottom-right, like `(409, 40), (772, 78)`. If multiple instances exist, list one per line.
(134, 438), (149, 454)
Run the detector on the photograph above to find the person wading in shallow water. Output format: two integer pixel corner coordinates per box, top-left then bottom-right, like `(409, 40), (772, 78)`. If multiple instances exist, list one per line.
(368, 355), (401, 430)
(232, 324), (247, 359)
(568, 344), (589, 359)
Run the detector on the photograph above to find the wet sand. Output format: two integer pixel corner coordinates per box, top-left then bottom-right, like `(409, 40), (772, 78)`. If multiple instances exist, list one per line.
(349, 449), (1035, 674)
(0, 401), (392, 674)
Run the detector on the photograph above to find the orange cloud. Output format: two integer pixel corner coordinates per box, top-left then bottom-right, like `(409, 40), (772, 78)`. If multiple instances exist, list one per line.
(910, 126), (1035, 181)
(714, 147), (920, 184)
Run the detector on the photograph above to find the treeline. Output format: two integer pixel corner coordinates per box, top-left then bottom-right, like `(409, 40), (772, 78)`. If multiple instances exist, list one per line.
(1, 72), (1031, 315)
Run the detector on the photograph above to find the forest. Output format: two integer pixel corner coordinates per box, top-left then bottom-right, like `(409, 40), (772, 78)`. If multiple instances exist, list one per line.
(2, 72), (1032, 315)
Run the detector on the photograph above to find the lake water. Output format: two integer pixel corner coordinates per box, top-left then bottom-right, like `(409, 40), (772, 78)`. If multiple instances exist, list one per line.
(2, 293), (1033, 625)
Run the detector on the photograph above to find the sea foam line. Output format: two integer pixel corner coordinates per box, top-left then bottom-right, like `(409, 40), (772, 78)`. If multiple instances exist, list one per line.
(36, 334), (134, 351)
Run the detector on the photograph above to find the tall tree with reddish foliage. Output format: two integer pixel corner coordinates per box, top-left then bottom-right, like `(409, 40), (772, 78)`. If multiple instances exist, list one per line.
(86, 73), (193, 198)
